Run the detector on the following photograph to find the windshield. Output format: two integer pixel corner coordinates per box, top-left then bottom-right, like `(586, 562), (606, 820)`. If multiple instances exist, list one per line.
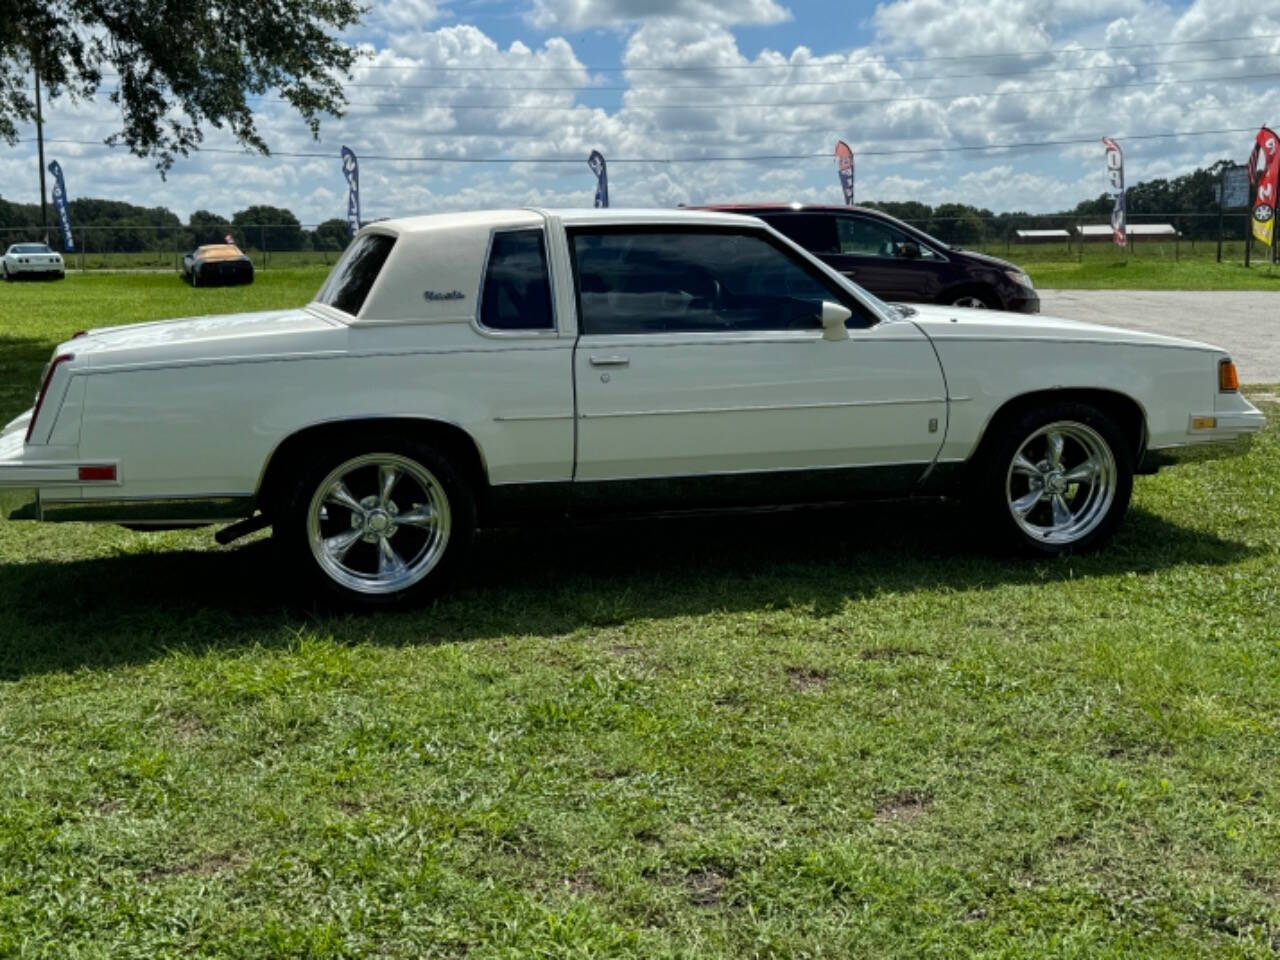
(852, 285), (900, 320)
(10, 244), (52, 254)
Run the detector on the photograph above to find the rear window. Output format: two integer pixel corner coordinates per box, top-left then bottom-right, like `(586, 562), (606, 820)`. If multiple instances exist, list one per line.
(316, 233), (397, 316)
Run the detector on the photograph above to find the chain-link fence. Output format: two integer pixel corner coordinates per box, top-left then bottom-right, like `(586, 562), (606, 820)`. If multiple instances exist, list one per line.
(0, 223), (349, 272)
(887, 211), (1265, 265)
(2, 211), (1275, 271)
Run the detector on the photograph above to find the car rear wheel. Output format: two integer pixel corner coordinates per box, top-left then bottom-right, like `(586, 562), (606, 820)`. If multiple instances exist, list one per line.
(2, 266), (10, 282)
(969, 401), (1134, 555)
(277, 436), (475, 607)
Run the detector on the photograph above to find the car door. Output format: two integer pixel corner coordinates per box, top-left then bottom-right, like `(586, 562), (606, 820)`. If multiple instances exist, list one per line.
(822, 214), (948, 303)
(568, 225), (948, 503)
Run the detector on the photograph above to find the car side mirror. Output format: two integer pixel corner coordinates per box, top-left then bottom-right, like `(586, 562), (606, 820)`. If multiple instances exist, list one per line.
(899, 241), (922, 259)
(821, 301), (852, 341)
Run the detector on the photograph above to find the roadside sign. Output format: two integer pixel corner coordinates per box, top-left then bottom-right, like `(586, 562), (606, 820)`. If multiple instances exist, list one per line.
(1222, 166), (1250, 208)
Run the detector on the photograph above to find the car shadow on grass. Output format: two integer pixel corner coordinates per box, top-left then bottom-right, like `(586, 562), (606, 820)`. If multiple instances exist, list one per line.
(0, 499), (1256, 678)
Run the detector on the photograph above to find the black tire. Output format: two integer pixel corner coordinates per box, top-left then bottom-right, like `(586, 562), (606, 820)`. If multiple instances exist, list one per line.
(275, 433), (476, 608)
(967, 400), (1134, 556)
(190, 269), (199, 287)
(945, 286), (1000, 310)
(2, 266), (11, 282)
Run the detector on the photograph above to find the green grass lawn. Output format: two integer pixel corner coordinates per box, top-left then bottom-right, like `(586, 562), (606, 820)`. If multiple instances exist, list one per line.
(1, 275), (1279, 957)
(1028, 258), (1280, 291)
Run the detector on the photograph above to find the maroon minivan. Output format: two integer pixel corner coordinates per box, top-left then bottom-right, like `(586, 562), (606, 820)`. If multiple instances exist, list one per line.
(693, 204), (1039, 314)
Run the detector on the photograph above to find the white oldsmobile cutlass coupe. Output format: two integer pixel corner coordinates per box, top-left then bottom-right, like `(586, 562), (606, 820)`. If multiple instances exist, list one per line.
(0, 209), (1265, 605)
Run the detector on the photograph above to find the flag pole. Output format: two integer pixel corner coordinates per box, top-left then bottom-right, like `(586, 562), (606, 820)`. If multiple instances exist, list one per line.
(33, 51), (48, 241)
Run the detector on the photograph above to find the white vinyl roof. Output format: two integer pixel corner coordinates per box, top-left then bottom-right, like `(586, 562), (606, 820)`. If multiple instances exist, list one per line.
(363, 207), (764, 238)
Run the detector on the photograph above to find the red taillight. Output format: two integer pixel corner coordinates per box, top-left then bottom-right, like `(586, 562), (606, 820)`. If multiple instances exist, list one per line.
(72, 330), (88, 339)
(77, 465), (117, 482)
(26, 353), (75, 444)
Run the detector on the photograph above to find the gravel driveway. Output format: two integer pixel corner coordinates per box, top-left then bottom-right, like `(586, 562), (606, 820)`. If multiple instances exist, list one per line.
(1038, 290), (1279, 384)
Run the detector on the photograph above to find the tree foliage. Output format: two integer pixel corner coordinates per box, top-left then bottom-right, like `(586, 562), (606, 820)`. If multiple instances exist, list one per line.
(313, 218), (351, 251)
(188, 210), (233, 246)
(0, 0), (364, 174)
(231, 204), (304, 251)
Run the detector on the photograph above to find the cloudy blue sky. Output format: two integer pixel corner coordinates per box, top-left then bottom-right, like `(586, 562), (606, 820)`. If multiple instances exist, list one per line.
(4, 0), (1279, 224)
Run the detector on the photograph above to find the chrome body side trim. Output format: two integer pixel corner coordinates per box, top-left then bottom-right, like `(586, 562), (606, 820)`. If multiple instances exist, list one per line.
(84, 343), (567, 376)
(578, 397), (948, 419)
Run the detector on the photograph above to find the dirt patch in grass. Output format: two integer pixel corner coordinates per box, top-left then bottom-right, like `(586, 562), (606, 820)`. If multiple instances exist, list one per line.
(786, 667), (829, 692)
(565, 866), (602, 896)
(140, 852), (244, 883)
(874, 791), (932, 824)
(685, 869), (728, 907)
(171, 713), (207, 741)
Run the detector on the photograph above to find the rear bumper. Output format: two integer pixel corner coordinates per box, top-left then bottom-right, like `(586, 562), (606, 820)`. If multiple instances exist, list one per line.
(0, 414), (118, 520)
(193, 261), (254, 285)
(5, 261), (64, 276)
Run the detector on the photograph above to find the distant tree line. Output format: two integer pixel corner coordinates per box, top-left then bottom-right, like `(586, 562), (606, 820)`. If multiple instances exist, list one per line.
(0, 195), (350, 253)
(0, 159), (1246, 252)
(862, 159), (1242, 245)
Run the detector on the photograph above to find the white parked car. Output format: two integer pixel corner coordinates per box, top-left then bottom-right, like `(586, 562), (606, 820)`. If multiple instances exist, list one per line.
(0, 209), (1265, 605)
(2, 242), (65, 281)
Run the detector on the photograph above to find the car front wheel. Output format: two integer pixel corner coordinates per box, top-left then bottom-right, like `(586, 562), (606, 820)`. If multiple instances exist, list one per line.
(278, 436), (476, 607)
(970, 402), (1134, 555)
(949, 288), (998, 309)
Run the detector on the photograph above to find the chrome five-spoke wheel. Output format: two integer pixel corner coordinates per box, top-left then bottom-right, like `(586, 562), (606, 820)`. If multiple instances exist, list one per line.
(306, 453), (452, 595)
(1005, 421), (1117, 545)
(952, 294), (989, 309)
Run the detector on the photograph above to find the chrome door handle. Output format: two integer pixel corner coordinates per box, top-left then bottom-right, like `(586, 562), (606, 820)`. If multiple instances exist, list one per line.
(841, 269), (857, 277)
(589, 355), (630, 366)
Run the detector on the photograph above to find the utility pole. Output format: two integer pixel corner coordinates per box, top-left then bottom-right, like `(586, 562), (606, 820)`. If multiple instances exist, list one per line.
(33, 53), (48, 241)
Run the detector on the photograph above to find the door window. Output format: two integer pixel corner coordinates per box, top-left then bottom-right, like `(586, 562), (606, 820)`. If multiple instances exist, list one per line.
(836, 217), (939, 260)
(479, 229), (555, 331)
(759, 214), (840, 254)
(570, 229), (865, 335)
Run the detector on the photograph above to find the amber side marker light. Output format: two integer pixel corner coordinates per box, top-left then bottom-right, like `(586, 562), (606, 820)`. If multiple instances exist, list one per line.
(1219, 359), (1240, 392)
(1191, 416), (1218, 430)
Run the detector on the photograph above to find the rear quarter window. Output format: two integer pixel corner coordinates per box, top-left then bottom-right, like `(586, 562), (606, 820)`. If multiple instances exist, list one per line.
(316, 233), (397, 316)
(479, 229), (555, 331)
